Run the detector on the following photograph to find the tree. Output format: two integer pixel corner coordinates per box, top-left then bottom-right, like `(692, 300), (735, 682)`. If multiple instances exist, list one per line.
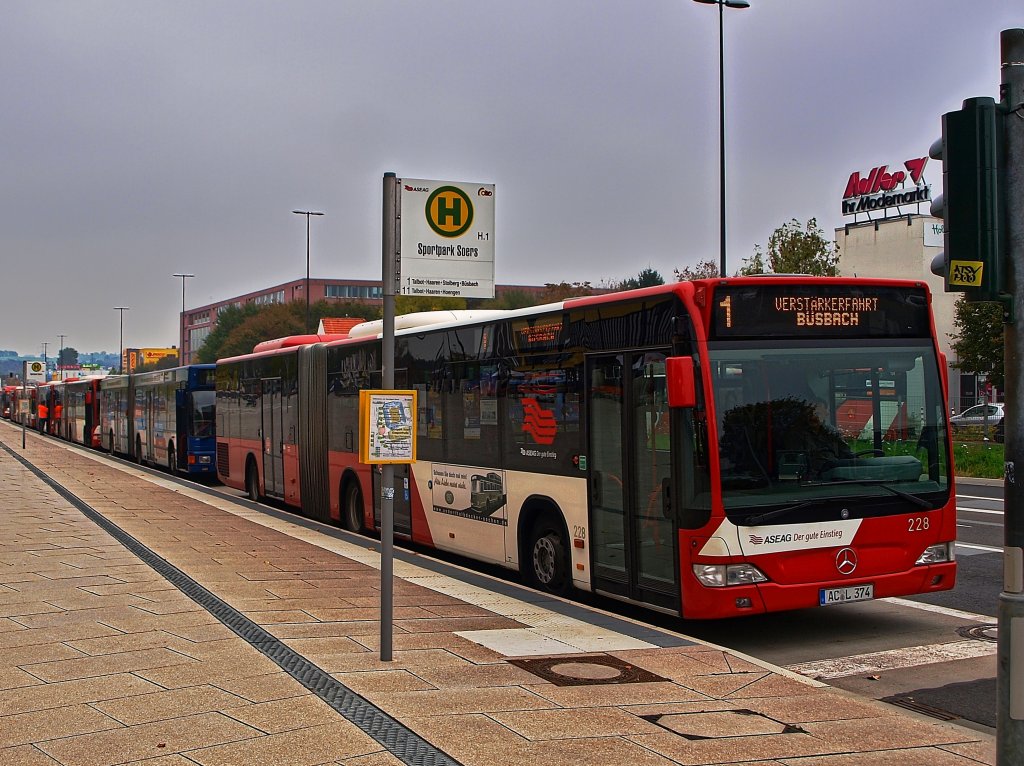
(195, 299), (383, 363)
(58, 347), (79, 367)
(310, 299), (380, 328)
(195, 303), (262, 362)
(487, 289), (537, 310)
(615, 267), (665, 291)
(674, 259), (721, 281)
(542, 281), (593, 301)
(395, 295), (467, 314)
(950, 297), (1004, 390)
(217, 303), (306, 359)
(739, 218), (840, 276)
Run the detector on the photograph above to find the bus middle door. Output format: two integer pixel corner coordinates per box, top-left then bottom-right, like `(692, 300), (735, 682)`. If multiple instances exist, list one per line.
(261, 377), (285, 498)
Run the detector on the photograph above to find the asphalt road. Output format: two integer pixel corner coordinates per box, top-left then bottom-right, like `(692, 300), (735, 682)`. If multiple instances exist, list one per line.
(681, 479), (1003, 732)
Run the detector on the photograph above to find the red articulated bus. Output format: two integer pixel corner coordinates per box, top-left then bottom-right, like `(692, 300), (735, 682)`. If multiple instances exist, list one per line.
(215, 278), (956, 619)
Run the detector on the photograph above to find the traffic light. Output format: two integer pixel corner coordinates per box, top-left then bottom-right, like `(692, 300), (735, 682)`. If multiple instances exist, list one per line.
(929, 96), (1006, 302)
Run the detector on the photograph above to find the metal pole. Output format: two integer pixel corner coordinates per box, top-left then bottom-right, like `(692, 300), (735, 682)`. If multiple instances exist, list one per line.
(41, 342), (48, 382)
(306, 215), (311, 333)
(695, 0), (749, 274)
(380, 173), (398, 661)
(58, 334), (66, 380)
(998, 26), (1024, 765)
(21, 372), (26, 449)
(173, 274), (194, 364)
(292, 211), (324, 334)
(114, 307), (129, 374)
(718, 0), (727, 278)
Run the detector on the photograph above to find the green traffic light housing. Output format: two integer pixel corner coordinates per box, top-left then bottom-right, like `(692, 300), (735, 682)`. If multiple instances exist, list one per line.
(929, 96), (1007, 304)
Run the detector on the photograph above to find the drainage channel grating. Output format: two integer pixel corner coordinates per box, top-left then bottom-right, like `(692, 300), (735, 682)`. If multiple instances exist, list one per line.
(3, 443), (462, 766)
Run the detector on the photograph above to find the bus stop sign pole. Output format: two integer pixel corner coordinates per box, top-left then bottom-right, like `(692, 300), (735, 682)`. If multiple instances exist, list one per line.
(380, 172), (400, 662)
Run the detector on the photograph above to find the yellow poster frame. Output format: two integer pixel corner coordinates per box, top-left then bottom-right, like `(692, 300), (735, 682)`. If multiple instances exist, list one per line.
(359, 389), (418, 464)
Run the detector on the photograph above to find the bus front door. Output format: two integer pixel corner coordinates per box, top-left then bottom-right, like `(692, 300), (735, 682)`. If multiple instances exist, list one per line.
(588, 352), (679, 612)
(261, 378), (285, 498)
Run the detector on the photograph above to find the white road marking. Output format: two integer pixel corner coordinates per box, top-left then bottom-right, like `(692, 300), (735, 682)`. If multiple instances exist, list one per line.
(883, 597), (995, 622)
(956, 542), (1002, 553)
(957, 506), (1004, 516)
(957, 494), (1004, 502)
(787, 639), (996, 679)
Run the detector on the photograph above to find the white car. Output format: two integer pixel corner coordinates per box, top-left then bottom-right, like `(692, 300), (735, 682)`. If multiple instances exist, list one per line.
(949, 403), (1004, 434)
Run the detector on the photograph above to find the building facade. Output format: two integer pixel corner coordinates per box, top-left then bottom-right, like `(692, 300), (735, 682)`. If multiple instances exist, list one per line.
(836, 214), (983, 412)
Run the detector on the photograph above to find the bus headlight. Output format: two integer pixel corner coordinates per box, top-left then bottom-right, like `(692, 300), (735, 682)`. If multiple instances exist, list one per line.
(915, 542), (955, 565)
(693, 563), (769, 587)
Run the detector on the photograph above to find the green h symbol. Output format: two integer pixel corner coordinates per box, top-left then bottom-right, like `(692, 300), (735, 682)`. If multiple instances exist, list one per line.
(437, 195), (462, 227)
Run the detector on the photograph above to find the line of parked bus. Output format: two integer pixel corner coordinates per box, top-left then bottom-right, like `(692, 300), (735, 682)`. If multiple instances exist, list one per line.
(2, 364), (217, 478)
(0, 276), (959, 619)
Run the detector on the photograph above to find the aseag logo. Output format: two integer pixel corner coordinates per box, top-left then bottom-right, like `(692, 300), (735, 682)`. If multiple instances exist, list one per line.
(426, 186), (474, 238)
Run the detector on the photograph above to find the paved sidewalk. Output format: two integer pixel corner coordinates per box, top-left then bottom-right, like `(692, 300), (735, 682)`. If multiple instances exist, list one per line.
(0, 426), (996, 765)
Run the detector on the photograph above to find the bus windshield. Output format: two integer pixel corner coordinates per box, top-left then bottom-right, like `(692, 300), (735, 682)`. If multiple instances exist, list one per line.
(190, 390), (216, 438)
(708, 340), (949, 518)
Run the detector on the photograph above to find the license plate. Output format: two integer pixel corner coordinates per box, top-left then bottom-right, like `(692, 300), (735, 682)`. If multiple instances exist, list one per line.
(820, 584), (874, 606)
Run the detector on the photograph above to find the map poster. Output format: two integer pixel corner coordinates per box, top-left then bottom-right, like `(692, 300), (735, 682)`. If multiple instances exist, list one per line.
(359, 390), (418, 464)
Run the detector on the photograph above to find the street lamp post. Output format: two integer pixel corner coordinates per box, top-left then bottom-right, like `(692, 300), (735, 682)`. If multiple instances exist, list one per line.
(172, 273), (195, 364)
(694, 0), (749, 277)
(57, 334), (66, 380)
(113, 307), (129, 374)
(292, 210), (324, 334)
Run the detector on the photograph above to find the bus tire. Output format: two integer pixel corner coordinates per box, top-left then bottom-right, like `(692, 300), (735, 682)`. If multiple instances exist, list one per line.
(168, 445), (177, 476)
(529, 518), (570, 595)
(342, 479), (364, 533)
(246, 459), (261, 503)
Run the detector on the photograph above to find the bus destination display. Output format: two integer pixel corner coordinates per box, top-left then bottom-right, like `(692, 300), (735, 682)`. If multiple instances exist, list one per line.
(711, 285), (930, 339)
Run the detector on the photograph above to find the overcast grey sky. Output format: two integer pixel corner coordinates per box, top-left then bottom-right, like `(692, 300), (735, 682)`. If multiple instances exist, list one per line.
(1, 1), (1017, 356)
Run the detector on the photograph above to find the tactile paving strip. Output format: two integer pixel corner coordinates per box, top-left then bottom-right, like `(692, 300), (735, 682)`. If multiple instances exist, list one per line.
(3, 443), (463, 766)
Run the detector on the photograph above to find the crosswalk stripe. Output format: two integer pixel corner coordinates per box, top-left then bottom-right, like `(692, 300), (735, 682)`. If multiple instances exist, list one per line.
(786, 639), (996, 679)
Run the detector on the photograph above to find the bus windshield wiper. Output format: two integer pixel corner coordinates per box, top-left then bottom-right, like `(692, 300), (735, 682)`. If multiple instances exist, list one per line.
(742, 501), (816, 527)
(741, 482), (934, 526)
(818, 480), (935, 510)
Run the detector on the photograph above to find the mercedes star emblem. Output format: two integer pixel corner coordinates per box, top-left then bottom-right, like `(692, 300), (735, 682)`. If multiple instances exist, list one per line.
(836, 547), (858, 575)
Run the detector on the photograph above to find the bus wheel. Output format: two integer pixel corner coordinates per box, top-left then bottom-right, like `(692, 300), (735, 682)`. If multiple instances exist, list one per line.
(529, 519), (570, 595)
(168, 447), (177, 476)
(342, 480), (364, 533)
(246, 461), (260, 503)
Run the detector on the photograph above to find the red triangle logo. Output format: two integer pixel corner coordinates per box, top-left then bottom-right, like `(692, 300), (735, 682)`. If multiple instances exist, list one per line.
(904, 157), (928, 185)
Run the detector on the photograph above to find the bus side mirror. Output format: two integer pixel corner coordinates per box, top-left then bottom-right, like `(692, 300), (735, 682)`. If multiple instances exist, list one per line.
(666, 356), (696, 408)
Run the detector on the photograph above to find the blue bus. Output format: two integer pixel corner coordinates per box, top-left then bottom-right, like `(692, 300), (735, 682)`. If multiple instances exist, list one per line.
(100, 364), (216, 476)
